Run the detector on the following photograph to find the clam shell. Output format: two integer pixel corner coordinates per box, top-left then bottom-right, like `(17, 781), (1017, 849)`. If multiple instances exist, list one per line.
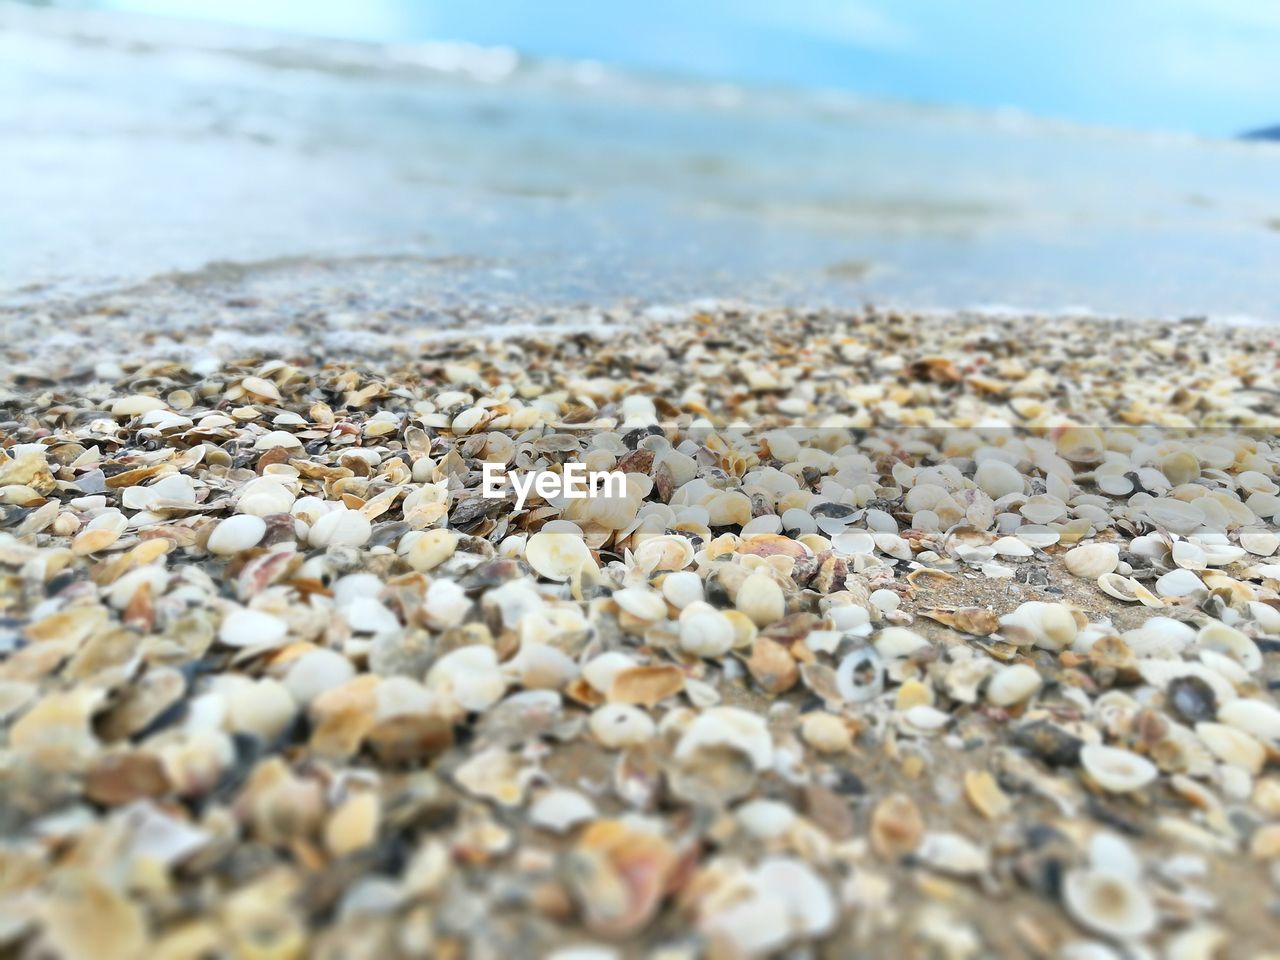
(1079, 743), (1157, 792)
(1062, 868), (1157, 940)
(674, 706), (772, 770)
(526, 531), (596, 581)
(1196, 621), (1261, 672)
(1064, 543), (1119, 579)
(1195, 721), (1265, 774)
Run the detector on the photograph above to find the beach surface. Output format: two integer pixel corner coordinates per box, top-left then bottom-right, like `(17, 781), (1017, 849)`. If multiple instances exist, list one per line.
(2, 295), (1280, 957)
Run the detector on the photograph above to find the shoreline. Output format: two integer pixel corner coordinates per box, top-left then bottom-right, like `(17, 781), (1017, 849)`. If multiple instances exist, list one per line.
(2, 301), (1280, 956)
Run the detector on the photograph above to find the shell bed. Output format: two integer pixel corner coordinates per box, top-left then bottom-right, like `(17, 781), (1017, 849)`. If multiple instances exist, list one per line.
(1, 298), (1280, 959)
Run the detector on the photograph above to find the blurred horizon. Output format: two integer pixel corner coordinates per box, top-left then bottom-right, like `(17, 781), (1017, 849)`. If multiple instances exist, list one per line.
(70, 0), (1280, 137)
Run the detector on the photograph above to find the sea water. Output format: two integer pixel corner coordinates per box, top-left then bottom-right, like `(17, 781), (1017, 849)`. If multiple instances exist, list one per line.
(3, 3), (1279, 321)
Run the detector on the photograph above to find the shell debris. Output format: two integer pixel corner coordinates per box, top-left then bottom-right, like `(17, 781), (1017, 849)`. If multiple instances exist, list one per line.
(1, 303), (1279, 954)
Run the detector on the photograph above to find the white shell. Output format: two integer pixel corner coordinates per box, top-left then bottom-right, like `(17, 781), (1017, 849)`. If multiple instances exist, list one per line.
(1217, 698), (1280, 742)
(974, 459), (1024, 499)
(661, 570), (704, 609)
(219, 608), (288, 649)
(1196, 621), (1261, 672)
(999, 601), (1080, 651)
(1062, 868), (1157, 940)
(675, 706), (773, 770)
(1155, 568), (1206, 598)
(207, 515), (267, 555)
(589, 704), (656, 748)
(986, 663), (1042, 706)
(1064, 543), (1119, 579)
(1080, 743), (1157, 792)
(1194, 721), (1265, 774)
(530, 788), (597, 833)
(679, 606), (736, 657)
(525, 531), (595, 581)
(737, 572), (786, 626)
(614, 586), (668, 622)
(308, 507), (372, 548)
(426, 645), (506, 712)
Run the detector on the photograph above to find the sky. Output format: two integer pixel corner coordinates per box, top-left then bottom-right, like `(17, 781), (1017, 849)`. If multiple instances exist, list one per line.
(95, 0), (1280, 136)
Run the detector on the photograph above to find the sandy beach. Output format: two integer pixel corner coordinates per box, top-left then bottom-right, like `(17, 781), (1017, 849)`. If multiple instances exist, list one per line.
(2, 293), (1279, 957)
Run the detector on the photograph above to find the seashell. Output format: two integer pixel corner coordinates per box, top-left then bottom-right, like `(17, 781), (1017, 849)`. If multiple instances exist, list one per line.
(426, 645), (506, 712)
(254, 430), (303, 451)
(582, 652), (638, 694)
(1164, 926), (1228, 960)
(1240, 530), (1279, 557)
(660, 570), (703, 608)
(407, 529), (457, 571)
(1014, 525), (1060, 549)
(899, 704), (951, 735)
(874, 626), (930, 659)
(706, 491), (752, 527)
(800, 711), (851, 753)
(1172, 540), (1208, 571)
(999, 601), (1081, 651)
(736, 572), (786, 627)
(992, 536), (1034, 557)
(736, 798), (796, 838)
(986, 663), (1042, 706)
(309, 507), (372, 548)
(608, 664), (685, 707)
(216, 676), (297, 741)
(870, 793), (923, 859)
(919, 606), (998, 635)
(284, 648), (356, 705)
(510, 642), (580, 689)
(1064, 543), (1119, 579)
(530, 787), (596, 834)
(835, 647), (885, 702)
(702, 857), (836, 955)
(1196, 621), (1261, 672)
(635, 532), (696, 570)
(744, 636), (798, 695)
(566, 820), (676, 939)
(589, 704), (656, 748)
(219, 607), (288, 649)
(1160, 450), (1200, 486)
(207, 515), (267, 555)
(240, 375), (282, 402)
(41, 873), (149, 960)
(1079, 743), (1157, 792)
(1218, 698), (1280, 743)
(831, 530), (875, 556)
(1195, 722), (1265, 774)
(454, 747), (526, 806)
(1062, 868), (1157, 940)
(1020, 495), (1067, 525)
(963, 770), (1011, 820)
(236, 476), (296, 516)
(974, 459), (1024, 499)
(111, 393), (168, 417)
(915, 831), (989, 876)
(1165, 676), (1217, 724)
(674, 706), (772, 770)
(613, 586), (668, 622)
(869, 588), (899, 613)
(679, 604), (736, 657)
(1096, 573), (1158, 606)
(526, 531), (596, 581)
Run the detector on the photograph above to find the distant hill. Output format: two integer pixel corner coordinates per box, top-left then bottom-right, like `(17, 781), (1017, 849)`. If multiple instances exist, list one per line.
(1242, 125), (1280, 140)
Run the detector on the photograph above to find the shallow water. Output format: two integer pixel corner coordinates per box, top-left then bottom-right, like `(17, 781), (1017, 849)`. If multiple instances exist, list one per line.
(4, 4), (1280, 320)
